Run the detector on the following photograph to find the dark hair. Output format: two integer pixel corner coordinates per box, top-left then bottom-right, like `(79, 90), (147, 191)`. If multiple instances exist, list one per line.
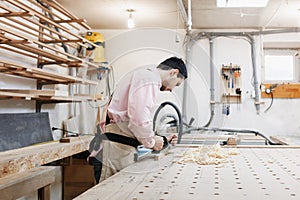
(158, 57), (188, 79)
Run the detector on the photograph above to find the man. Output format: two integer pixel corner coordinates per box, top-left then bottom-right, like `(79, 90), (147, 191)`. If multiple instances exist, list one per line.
(91, 56), (188, 182)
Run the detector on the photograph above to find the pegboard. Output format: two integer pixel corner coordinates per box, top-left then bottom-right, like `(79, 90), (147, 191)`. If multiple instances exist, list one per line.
(221, 64), (242, 104)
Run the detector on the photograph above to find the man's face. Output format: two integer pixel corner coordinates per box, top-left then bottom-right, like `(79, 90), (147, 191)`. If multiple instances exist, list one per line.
(160, 69), (184, 92)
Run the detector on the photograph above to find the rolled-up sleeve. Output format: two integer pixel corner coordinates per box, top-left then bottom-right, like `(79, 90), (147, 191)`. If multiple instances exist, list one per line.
(127, 83), (159, 148)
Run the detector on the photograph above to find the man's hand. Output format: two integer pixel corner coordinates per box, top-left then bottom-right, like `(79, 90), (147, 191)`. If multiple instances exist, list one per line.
(153, 135), (164, 151)
(166, 133), (178, 146)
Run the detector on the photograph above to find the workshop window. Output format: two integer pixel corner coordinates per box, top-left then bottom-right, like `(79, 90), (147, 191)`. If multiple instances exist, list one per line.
(263, 50), (298, 83)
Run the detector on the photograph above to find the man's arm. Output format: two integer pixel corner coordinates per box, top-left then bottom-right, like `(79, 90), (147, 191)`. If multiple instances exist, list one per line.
(127, 83), (160, 149)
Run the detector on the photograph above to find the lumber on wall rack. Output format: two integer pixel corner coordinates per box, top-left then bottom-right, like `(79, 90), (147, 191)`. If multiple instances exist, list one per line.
(0, 90), (101, 102)
(1, 0), (104, 113)
(0, 88), (102, 112)
(0, 26), (98, 69)
(0, 1), (100, 198)
(2, 0), (94, 46)
(0, 60), (98, 85)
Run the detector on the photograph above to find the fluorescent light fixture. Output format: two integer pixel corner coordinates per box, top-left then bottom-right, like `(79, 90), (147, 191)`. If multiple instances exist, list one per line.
(217, 0), (269, 8)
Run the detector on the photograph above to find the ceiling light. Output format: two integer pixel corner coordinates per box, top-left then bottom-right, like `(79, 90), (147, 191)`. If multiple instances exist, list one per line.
(127, 9), (135, 29)
(217, 0), (269, 8)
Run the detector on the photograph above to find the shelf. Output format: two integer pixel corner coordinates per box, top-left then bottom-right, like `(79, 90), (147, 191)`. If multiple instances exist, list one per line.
(1, 0), (94, 45)
(27, 0), (90, 30)
(0, 59), (98, 85)
(0, 89), (68, 97)
(0, 2), (99, 197)
(0, 0), (100, 69)
(0, 26), (99, 69)
(0, 0), (106, 113)
(221, 93), (242, 104)
(0, 90), (101, 103)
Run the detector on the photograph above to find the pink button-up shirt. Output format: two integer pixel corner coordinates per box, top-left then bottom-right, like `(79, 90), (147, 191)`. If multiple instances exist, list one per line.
(107, 66), (161, 148)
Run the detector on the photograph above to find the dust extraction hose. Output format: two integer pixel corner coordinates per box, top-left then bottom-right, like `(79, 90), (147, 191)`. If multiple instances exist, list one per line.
(153, 101), (183, 143)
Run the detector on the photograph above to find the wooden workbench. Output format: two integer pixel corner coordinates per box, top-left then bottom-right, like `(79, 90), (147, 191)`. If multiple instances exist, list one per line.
(75, 145), (300, 200)
(0, 135), (93, 178)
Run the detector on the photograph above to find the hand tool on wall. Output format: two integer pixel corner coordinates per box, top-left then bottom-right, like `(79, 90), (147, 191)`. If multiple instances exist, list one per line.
(230, 63), (234, 88)
(222, 103), (230, 116)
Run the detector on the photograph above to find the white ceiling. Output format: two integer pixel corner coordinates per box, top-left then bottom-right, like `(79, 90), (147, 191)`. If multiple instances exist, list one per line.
(56, 0), (300, 30)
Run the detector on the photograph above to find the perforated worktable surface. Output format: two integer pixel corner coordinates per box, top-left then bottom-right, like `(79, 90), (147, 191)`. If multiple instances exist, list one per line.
(75, 146), (300, 200)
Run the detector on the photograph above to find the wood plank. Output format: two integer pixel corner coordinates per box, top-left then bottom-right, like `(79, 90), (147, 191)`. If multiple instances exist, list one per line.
(0, 91), (101, 102)
(0, 166), (56, 200)
(0, 27), (74, 62)
(53, 19), (86, 24)
(4, 0), (95, 48)
(38, 95), (101, 102)
(270, 136), (290, 145)
(4, 0), (74, 37)
(0, 136), (93, 178)
(0, 5), (77, 46)
(41, 39), (82, 44)
(261, 83), (300, 98)
(270, 136), (300, 145)
(38, 0), (91, 30)
(2, 41), (71, 63)
(0, 89), (68, 97)
(26, 0), (81, 32)
(0, 11), (32, 17)
(0, 45), (38, 59)
(0, 2), (98, 68)
(0, 17), (78, 50)
(0, 59), (98, 85)
(1, 25), (98, 68)
(0, 7), (88, 60)
(0, 91), (34, 100)
(180, 133), (266, 143)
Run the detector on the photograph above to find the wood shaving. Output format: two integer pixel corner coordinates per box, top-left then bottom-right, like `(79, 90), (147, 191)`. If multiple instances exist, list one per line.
(177, 144), (239, 165)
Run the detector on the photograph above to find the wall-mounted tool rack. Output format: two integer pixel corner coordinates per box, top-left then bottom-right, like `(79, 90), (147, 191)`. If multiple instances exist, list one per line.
(0, 0), (102, 111)
(221, 63), (242, 104)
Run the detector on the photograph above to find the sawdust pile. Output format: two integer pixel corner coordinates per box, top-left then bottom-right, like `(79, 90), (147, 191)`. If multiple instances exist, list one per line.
(177, 144), (239, 165)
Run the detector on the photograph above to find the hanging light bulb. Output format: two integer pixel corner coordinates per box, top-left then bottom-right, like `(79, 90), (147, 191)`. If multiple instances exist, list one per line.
(128, 13), (135, 28)
(127, 9), (135, 28)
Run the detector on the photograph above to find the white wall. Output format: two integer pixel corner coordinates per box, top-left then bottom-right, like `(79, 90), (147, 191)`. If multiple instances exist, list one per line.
(99, 28), (188, 120)
(1, 27), (300, 139)
(209, 34), (300, 137)
(99, 28), (300, 138)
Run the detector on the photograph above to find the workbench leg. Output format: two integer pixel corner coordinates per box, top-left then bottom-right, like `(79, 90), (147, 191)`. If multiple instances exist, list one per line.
(38, 184), (51, 200)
